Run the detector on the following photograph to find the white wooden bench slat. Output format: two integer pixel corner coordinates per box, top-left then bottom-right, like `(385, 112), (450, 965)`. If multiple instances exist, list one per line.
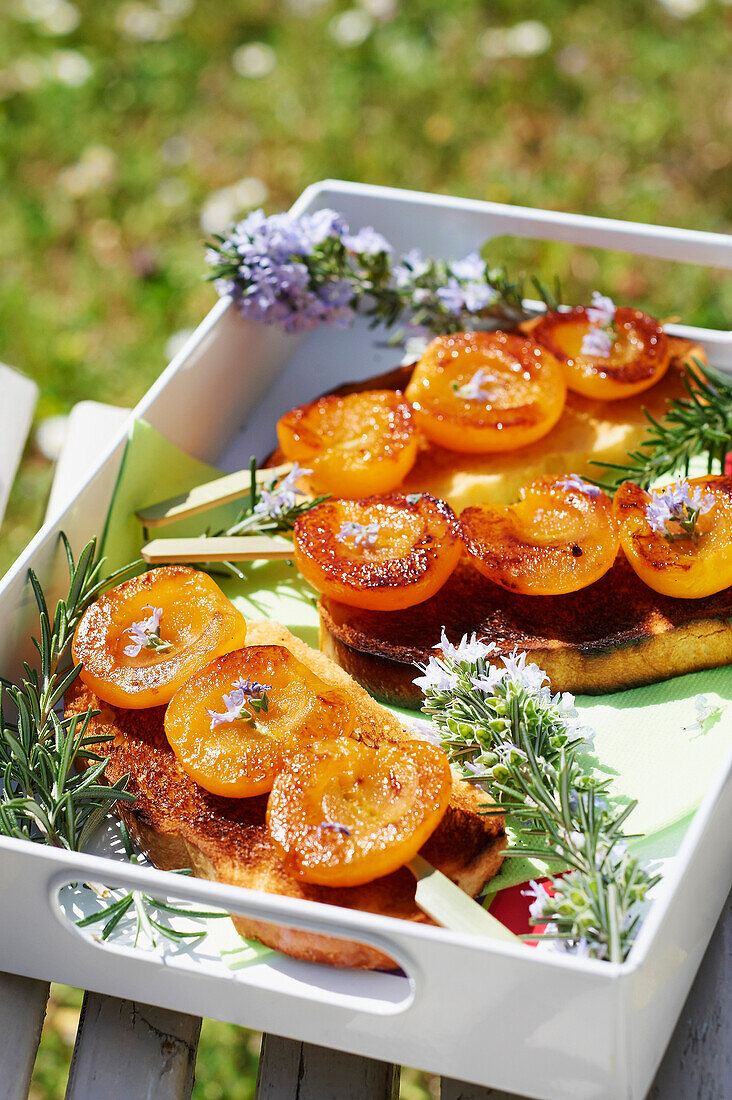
(0, 973), (49, 1100)
(255, 1034), (400, 1099)
(0, 362), (38, 530)
(64, 993), (201, 1100)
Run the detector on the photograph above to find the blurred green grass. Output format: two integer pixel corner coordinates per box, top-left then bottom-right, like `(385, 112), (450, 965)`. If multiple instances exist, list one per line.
(1, 0), (730, 1095)
(1, 0), (730, 574)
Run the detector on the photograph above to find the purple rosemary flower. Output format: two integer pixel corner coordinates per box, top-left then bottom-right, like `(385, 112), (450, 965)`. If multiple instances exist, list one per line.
(342, 226), (392, 254)
(450, 251), (487, 281)
(557, 474), (603, 499)
(453, 368), (494, 401)
(337, 520), (380, 548)
(437, 277), (498, 315)
(586, 291), (616, 326)
(645, 479), (715, 539)
(392, 247), (430, 287)
(581, 326), (613, 358)
(317, 822), (352, 837)
(124, 607), (171, 657)
(207, 677), (271, 730)
(253, 462), (311, 518)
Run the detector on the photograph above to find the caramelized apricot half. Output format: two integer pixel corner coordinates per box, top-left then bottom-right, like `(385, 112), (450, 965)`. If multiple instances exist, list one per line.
(531, 306), (670, 401)
(461, 475), (619, 595)
(613, 476), (732, 598)
(277, 390), (418, 496)
(293, 492), (462, 611)
(403, 331), (566, 454)
(266, 738), (452, 886)
(72, 566), (247, 709)
(164, 646), (355, 797)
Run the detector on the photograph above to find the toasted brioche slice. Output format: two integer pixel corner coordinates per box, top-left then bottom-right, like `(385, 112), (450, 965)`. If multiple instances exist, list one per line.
(67, 621), (505, 970)
(319, 557), (732, 708)
(270, 337), (704, 511)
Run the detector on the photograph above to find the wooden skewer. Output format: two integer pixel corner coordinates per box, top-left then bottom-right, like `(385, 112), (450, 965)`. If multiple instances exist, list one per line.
(408, 855), (517, 943)
(141, 535), (294, 564)
(136, 463), (293, 529)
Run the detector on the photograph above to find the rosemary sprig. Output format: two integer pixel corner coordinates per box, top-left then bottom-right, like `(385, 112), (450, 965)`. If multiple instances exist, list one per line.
(592, 359), (732, 490)
(417, 637), (660, 961)
(208, 457), (328, 580)
(76, 822), (227, 946)
(205, 208), (561, 338)
(0, 534), (139, 849)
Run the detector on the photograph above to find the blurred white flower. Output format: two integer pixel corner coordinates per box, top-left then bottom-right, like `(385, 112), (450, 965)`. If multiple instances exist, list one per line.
(480, 20), (551, 60)
(16, 0), (80, 34)
(58, 146), (117, 197)
(658, 0), (705, 14)
(8, 55), (47, 91)
(48, 49), (92, 86)
(116, 3), (172, 41)
(160, 134), (192, 165)
(556, 46), (588, 75)
(232, 42), (276, 78)
(358, 0), (397, 19)
(157, 176), (190, 207)
(285, 0), (329, 13)
(329, 9), (373, 46)
(200, 177), (269, 235)
(158, 0), (194, 15)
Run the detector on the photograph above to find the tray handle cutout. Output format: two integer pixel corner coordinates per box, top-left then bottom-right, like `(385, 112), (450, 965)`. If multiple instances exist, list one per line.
(48, 861), (424, 1016)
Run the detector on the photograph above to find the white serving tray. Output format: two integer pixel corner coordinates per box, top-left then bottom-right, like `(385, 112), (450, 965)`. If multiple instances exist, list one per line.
(1, 182), (731, 1100)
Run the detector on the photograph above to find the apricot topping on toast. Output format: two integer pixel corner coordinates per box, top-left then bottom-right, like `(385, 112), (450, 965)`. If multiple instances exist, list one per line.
(403, 331), (566, 454)
(461, 474), (619, 596)
(164, 645), (355, 797)
(72, 566), (247, 709)
(277, 390), (418, 496)
(614, 475), (732, 598)
(293, 492), (462, 610)
(532, 305), (670, 401)
(266, 738), (452, 887)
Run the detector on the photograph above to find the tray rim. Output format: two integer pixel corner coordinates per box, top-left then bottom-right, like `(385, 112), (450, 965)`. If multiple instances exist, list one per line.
(1, 179), (730, 1097)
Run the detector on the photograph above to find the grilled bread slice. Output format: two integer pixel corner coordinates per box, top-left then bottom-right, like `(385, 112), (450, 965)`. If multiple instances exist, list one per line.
(67, 620), (506, 970)
(271, 336), (704, 511)
(319, 556), (732, 708)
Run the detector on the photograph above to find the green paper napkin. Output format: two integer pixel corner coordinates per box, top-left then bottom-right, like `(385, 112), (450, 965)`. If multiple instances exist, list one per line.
(103, 419), (732, 905)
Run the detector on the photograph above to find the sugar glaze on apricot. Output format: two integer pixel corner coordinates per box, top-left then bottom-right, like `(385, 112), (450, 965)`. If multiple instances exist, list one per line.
(613, 475), (732, 598)
(461, 475), (619, 596)
(72, 566), (247, 709)
(293, 492), (463, 610)
(532, 306), (670, 401)
(404, 331), (567, 453)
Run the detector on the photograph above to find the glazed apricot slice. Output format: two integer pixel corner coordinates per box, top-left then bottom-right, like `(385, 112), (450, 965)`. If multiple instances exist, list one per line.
(461, 474), (619, 595)
(403, 331), (566, 454)
(266, 738), (452, 887)
(164, 646), (356, 798)
(613, 476), (732, 598)
(277, 390), (418, 496)
(531, 304), (670, 401)
(72, 566), (247, 709)
(293, 492), (463, 611)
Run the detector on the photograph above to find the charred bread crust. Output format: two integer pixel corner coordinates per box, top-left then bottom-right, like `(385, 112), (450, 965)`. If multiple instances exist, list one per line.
(319, 557), (732, 708)
(67, 621), (506, 970)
